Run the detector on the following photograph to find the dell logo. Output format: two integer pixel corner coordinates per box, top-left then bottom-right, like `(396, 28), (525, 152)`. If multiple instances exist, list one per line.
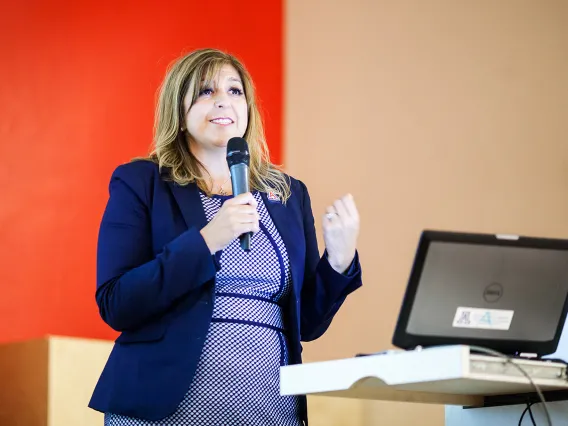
(483, 283), (503, 302)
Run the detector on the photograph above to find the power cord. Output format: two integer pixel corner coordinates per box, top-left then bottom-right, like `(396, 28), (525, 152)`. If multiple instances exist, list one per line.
(518, 402), (537, 426)
(527, 402), (537, 425)
(467, 345), (552, 426)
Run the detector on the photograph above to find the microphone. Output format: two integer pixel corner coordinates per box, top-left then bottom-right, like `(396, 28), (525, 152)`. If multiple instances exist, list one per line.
(226, 137), (251, 251)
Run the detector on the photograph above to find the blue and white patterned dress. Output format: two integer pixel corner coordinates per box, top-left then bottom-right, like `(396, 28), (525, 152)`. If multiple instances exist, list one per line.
(105, 191), (303, 426)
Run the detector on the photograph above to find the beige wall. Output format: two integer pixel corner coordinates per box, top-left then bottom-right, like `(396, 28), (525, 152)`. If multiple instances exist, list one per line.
(285, 1), (568, 425)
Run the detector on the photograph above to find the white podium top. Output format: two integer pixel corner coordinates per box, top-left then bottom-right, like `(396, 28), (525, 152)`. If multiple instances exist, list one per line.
(280, 345), (568, 407)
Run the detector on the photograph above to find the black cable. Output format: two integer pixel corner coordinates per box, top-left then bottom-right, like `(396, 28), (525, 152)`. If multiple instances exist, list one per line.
(518, 402), (533, 426)
(527, 402), (537, 426)
(467, 345), (552, 426)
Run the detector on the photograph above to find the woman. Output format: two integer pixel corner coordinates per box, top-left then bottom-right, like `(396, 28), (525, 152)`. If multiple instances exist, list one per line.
(89, 48), (362, 426)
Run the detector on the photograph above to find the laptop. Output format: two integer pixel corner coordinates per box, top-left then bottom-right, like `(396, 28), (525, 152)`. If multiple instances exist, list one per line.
(392, 230), (568, 358)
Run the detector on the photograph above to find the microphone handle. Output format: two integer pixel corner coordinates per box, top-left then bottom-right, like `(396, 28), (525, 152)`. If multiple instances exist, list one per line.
(230, 163), (251, 251)
(240, 232), (251, 251)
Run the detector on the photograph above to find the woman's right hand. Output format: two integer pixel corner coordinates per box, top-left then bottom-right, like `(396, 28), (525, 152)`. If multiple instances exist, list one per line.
(200, 192), (259, 254)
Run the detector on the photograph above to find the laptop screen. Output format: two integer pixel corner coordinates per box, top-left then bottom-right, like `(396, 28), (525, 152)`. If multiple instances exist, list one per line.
(393, 231), (568, 356)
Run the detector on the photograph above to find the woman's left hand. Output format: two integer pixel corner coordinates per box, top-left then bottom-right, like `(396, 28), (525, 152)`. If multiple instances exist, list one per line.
(322, 194), (360, 274)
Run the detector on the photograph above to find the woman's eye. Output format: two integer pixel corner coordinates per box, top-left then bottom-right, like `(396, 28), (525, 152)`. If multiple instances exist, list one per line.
(199, 88), (213, 96)
(229, 87), (244, 96)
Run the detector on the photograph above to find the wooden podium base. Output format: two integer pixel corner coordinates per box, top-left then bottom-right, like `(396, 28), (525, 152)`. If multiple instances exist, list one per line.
(0, 335), (113, 426)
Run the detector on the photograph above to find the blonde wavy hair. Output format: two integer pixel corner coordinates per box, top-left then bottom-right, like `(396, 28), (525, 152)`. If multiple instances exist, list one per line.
(140, 48), (290, 202)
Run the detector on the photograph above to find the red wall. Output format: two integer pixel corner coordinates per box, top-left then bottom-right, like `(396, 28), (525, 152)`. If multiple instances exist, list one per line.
(0, 0), (283, 343)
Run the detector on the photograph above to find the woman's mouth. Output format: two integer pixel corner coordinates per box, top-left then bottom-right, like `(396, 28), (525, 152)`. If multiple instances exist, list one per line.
(210, 117), (234, 125)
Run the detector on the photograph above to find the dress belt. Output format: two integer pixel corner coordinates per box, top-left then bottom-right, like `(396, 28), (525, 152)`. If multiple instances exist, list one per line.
(211, 292), (287, 334)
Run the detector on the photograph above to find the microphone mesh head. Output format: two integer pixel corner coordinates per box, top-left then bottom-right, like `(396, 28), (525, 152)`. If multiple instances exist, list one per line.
(226, 137), (250, 167)
(227, 137), (248, 153)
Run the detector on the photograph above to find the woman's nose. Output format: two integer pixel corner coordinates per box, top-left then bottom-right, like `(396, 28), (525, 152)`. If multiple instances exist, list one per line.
(213, 93), (229, 108)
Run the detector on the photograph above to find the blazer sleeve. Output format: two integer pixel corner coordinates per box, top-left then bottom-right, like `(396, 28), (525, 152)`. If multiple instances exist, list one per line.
(95, 163), (219, 332)
(297, 180), (363, 341)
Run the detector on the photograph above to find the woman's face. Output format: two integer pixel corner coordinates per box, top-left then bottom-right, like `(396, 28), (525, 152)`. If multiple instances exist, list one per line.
(183, 64), (248, 151)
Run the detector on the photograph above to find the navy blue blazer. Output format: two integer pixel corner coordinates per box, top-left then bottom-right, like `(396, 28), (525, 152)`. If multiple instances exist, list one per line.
(88, 160), (362, 422)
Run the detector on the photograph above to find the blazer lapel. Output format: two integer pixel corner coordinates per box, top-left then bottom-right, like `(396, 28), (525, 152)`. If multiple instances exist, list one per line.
(261, 192), (305, 295)
(168, 181), (208, 231)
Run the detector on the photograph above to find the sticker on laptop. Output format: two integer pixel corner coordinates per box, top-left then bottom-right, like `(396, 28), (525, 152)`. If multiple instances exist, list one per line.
(452, 307), (514, 330)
